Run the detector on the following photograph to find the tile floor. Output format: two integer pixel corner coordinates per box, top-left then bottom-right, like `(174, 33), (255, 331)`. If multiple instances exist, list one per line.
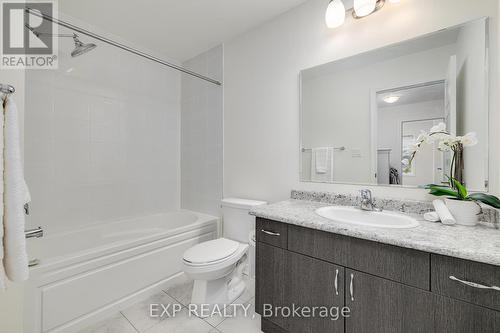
(78, 277), (262, 333)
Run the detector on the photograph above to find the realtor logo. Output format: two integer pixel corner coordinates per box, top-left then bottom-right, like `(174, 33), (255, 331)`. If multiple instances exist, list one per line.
(1, 1), (58, 69)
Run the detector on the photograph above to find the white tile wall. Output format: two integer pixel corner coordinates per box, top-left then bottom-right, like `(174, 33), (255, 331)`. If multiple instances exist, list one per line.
(25, 19), (181, 233)
(181, 45), (224, 217)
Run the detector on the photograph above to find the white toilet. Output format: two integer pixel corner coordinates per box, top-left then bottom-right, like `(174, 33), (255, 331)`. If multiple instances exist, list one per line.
(182, 198), (266, 305)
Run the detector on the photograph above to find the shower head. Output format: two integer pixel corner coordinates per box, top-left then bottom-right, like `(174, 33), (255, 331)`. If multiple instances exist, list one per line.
(25, 25), (97, 58)
(71, 35), (97, 57)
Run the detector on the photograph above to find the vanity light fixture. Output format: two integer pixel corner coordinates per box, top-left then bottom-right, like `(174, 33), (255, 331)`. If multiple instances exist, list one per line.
(353, 0), (377, 17)
(352, 0), (386, 18)
(383, 95), (400, 104)
(325, 0), (346, 28)
(326, 0), (398, 28)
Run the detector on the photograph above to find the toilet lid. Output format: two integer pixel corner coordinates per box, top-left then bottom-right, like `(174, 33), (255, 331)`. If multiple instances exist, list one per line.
(183, 238), (240, 264)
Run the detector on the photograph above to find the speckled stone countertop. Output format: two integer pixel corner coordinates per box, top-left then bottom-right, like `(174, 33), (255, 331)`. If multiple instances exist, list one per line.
(250, 199), (500, 267)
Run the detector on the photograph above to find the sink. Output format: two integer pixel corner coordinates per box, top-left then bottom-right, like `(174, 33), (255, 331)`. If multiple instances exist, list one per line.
(315, 206), (419, 229)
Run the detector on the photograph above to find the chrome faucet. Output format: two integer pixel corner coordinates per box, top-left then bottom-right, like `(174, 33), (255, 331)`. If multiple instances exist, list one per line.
(359, 189), (381, 211)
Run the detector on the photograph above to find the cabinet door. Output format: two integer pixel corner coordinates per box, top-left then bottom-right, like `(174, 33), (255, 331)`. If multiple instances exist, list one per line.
(345, 269), (436, 333)
(284, 251), (345, 333)
(255, 242), (286, 328)
(431, 254), (500, 311)
(434, 296), (500, 333)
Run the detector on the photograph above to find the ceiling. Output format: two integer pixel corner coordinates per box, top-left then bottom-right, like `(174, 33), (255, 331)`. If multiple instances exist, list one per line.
(59, 0), (309, 62)
(377, 82), (445, 107)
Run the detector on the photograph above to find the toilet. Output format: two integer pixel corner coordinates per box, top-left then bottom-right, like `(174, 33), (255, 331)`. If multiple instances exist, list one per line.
(182, 198), (266, 305)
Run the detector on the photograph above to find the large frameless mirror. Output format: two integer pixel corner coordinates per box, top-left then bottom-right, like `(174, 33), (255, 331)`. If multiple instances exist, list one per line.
(300, 18), (489, 191)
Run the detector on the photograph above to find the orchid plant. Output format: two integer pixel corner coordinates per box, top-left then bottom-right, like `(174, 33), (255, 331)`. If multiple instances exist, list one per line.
(402, 122), (500, 209)
(401, 122), (477, 179)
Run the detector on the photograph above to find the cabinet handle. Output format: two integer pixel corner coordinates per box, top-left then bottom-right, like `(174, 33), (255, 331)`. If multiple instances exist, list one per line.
(261, 229), (280, 236)
(334, 269), (339, 296)
(349, 273), (354, 301)
(449, 276), (500, 291)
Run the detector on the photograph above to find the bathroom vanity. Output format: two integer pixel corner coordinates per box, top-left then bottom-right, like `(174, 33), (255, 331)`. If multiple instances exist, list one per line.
(254, 15), (498, 332)
(252, 198), (500, 333)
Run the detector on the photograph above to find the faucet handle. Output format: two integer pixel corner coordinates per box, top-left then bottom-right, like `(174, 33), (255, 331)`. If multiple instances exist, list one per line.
(360, 189), (372, 200)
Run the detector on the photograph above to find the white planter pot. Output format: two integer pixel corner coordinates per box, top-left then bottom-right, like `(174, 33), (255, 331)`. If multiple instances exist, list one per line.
(444, 198), (481, 226)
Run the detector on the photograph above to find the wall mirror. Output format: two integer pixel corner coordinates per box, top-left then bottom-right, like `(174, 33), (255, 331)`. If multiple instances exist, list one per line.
(300, 18), (489, 191)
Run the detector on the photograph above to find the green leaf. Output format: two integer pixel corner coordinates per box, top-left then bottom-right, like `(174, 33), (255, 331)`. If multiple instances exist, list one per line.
(424, 183), (450, 189)
(449, 177), (468, 199)
(467, 193), (500, 209)
(428, 186), (460, 198)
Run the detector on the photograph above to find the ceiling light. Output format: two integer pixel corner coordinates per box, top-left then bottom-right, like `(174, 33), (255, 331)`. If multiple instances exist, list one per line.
(325, 0), (346, 29)
(383, 95), (400, 104)
(389, 0), (401, 3)
(354, 0), (377, 17)
(325, 0), (391, 29)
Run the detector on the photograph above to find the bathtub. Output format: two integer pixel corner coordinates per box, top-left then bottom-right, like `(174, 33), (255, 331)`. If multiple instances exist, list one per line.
(24, 211), (218, 333)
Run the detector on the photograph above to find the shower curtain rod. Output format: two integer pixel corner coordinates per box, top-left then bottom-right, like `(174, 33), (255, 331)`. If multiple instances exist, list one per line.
(25, 8), (222, 86)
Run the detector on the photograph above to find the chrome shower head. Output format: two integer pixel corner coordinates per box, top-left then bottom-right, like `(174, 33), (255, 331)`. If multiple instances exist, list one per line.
(71, 35), (97, 57)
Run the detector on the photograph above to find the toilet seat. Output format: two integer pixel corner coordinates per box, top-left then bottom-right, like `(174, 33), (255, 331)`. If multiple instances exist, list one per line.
(183, 238), (241, 266)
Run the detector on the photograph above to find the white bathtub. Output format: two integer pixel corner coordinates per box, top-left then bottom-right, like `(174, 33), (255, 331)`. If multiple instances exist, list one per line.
(24, 211), (218, 333)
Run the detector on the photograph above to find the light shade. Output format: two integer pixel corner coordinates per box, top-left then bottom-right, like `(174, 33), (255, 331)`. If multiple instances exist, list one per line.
(389, 0), (401, 2)
(383, 95), (400, 104)
(325, 0), (346, 28)
(354, 0), (377, 17)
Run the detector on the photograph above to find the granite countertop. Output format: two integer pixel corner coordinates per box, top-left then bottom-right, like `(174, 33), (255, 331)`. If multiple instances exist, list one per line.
(250, 199), (500, 266)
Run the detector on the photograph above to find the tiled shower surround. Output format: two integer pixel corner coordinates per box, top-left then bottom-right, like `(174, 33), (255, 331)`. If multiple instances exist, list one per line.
(24, 16), (182, 233)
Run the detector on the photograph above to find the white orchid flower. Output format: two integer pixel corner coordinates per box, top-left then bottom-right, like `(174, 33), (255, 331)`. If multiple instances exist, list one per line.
(438, 141), (452, 152)
(401, 158), (409, 166)
(444, 135), (460, 145)
(408, 143), (420, 153)
(461, 132), (478, 147)
(416, 131), (430, 144)
(433, 132), (450, 140)
(429, 122), (446, 134)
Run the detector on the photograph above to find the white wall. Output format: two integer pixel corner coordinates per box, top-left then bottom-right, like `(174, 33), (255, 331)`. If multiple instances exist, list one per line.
(181, 45), (224, 216)
(224, 0), (499, 203)
(497, 0), (500, 196)
(456, 19), (489, 190)
(401, 119), (443, 186)
(24, 15), (182, 234)
(378, 99), (445, 180)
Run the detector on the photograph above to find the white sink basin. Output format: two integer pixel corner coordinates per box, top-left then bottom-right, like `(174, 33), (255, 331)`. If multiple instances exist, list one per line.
(315, 206), (419, 229)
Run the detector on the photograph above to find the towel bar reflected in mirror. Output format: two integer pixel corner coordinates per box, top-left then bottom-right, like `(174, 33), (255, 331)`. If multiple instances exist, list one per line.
(25, 227), (43, 239)
(301, 146), (346, 152)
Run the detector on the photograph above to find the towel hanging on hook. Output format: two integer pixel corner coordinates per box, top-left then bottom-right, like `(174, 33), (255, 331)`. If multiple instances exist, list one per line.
(0, 84), (15, 94)
(0, 93), (32, 290)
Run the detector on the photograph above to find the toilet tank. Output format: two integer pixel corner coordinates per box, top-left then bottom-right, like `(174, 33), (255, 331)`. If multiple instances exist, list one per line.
(221, 198), (267, 243)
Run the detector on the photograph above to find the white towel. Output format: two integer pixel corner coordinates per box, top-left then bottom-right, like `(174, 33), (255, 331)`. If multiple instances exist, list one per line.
(0, 95), (31, 290)
(314, 147), (329, 174)
(433, 199), (456, 225)
(311, 147), (334, 182)
(423, 211), (440, 223)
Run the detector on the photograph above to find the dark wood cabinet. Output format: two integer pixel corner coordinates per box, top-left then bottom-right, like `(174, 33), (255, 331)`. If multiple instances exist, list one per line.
(345, 269), (435, 333)
(431, 254), (500, 311)
(284, 251), (345, 333)
(288, 224), (430, 289)
(256, 218), (288, 248)
(346, 237), (430, 289)
(434, 296), (500, 333)
(255, 241), (286, 328)
(255, 218), (500, 333)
